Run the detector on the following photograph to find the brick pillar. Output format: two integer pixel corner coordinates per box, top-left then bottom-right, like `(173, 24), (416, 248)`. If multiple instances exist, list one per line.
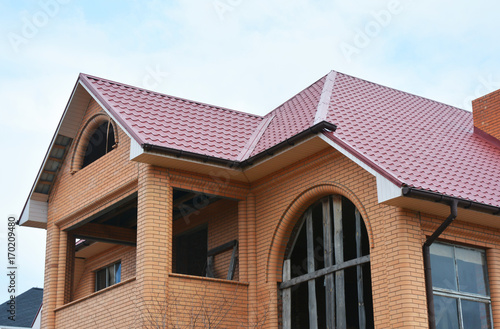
(238, 198), (248, 282)
(41, 223), (60, 329)
(370, 208), (428, 328)
(136, 164), (172, 327)
(246, 194), (258, 326)
(487, 248), (500, 325)
(56, 229), (67, 308)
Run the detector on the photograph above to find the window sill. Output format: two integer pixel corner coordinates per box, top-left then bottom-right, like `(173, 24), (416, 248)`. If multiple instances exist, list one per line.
(169, 273), (249, 286)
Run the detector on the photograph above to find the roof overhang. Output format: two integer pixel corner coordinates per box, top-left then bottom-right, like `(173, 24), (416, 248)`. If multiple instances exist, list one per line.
(19, 77), (135, 228)
(130, 129), (334, 183)
(321, 132), (500, 227)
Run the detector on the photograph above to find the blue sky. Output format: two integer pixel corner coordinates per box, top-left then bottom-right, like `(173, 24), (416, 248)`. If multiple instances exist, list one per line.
(1, 0), (499, 303)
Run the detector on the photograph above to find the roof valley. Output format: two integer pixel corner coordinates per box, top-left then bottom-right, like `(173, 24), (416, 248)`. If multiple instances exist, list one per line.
(236, 114), (276, 161)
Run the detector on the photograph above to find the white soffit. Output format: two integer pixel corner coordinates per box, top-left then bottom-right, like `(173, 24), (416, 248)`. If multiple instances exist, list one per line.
(319, 134), (401, 203)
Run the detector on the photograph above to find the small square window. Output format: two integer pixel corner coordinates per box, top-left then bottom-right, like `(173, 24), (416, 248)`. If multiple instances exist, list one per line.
(95, 262), (121, 292)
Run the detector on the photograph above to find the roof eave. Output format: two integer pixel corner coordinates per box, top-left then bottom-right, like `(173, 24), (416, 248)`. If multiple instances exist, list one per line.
(138, 121), (337, 171)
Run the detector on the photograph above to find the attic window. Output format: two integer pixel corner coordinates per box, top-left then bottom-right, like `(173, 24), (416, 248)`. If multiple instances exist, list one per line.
(82, 121), (115, 168)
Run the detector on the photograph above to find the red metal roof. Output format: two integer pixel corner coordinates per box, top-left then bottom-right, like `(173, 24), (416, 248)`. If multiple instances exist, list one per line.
(80, 74), (263, 160)
(79, 72), (500, 207)
(323, 73), (500, 207)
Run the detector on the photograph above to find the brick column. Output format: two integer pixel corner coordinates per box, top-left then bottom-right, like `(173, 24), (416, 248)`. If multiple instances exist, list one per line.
(136, 164), (172, 326)
(487, 248), (500, 325)
(370, 208), (428, 328)
(56, 229), (68, 308)
(41, 223), (60, 329)
(238, 198), (248, 282)
(246, 194), (258, 326)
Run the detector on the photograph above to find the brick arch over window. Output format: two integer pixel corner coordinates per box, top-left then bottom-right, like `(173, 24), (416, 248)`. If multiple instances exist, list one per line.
(70, 113), (119, 173)
(266, 183), (373, 283)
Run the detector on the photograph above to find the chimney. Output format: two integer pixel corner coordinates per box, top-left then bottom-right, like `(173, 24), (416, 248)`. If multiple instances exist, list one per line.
(472, 89), (500, 143)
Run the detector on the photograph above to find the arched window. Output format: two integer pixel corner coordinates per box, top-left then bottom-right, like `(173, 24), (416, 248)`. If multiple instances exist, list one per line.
(281, 195), (374, 329)
(82, 121), (115, 168)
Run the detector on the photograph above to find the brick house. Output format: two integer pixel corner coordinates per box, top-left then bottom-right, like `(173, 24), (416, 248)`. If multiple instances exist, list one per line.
(19, 71), (500, 328)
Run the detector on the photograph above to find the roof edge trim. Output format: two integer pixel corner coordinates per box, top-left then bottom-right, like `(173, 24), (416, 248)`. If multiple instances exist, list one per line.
(140, 121), (337, 169)
(402, 187), (500, 216)
(19, 76), (85, 226)
(78, 74), (145, 145)
(322, 132), (403, 187)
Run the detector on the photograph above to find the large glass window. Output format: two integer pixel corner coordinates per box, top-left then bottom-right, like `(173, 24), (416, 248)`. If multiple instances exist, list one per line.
(430, 243), (493, 329)
(281, 195), (374, 329)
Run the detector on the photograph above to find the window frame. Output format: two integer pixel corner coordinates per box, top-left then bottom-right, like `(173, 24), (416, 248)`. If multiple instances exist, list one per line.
(95, 261), (122, 292)
(431, 242), (493, 328)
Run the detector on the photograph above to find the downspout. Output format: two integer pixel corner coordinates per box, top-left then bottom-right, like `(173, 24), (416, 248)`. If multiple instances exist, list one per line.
(423, 199), (458, 329)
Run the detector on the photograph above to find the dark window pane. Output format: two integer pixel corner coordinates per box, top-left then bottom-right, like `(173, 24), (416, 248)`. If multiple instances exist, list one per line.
(82, 122), (115, 168)
(96, 269), (107, 291)
(312, 203), (325, 271)
(430, 244), (457, 291)
(342, 198), (357, 262)
(456, 248), (488, 296)
(315, 276), (326, 329)
(290, 221), (308, 279)
(291, 281), (309, 329)
(434, 295), (459, 329)
(175, 226), (207, 276)
(461, 300), (491, 329)
(344, 266), (359, 329)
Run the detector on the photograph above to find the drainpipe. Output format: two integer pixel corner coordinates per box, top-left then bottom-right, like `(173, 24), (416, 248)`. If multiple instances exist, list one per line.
(422, 199), (458, 329)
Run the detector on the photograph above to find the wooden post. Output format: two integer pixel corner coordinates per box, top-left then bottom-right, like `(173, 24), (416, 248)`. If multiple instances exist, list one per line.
(323, 199), (336, 329)
(306, 209), (319, 329)
(282, 259), (292, 329)
(333, 195), (346, 329)
(356, 209), (366, 329)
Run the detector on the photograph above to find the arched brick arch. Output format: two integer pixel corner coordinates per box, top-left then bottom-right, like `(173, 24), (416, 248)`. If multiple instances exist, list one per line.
(70, 113), (119, 173)
(265, 182), (374, 282)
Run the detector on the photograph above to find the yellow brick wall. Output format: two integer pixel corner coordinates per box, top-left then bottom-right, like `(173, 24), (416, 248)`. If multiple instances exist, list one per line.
(55, 279), (138, 328)
(167, 274), (248, 328)
(73, 245), (136, 301)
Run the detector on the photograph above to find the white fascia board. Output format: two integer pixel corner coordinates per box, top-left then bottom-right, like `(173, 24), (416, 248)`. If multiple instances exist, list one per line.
(19, 199), (48, 226)
(319, 134), (401, 203)
(130, 138), (144, 160)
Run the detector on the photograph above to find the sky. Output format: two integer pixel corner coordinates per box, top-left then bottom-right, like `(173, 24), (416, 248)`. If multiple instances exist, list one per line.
(1, 0), (500, 303)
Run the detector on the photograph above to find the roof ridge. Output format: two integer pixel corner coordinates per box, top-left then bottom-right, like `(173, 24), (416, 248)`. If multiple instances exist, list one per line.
(79, 73), (263, 119)
(314, 70), (337, 124)
(263, 73), (329, 118)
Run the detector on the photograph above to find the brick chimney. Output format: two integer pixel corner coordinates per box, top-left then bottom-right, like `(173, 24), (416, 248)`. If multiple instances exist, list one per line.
(472, 90), (500, 143)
